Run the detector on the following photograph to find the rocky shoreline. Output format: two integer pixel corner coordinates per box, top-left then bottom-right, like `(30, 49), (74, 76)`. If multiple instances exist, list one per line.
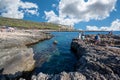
(71, 34), (120, 80)
(0, 30), (52, 79)
(18, 34), (120, 80)
(1, 32), (120, 80)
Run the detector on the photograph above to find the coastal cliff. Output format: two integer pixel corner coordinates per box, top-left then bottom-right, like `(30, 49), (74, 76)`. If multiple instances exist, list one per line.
(0, 30), (52, 78)
(71, 34), (120, 80)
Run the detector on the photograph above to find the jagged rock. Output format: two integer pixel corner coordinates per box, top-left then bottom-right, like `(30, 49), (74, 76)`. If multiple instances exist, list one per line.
(31, 73), (50, 80)
(71, 35), (120, 80)
(31, 75), (37, 80)
(32, 72), (86, 80)
(19, 78), (26, 80)
(37, 73), (50, 80)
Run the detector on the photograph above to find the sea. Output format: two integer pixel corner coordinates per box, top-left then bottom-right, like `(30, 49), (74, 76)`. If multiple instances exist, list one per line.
(32, 31), (120, 74)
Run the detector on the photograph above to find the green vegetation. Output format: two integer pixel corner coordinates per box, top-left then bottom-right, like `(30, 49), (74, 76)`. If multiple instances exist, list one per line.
(0, 17), (60, 30)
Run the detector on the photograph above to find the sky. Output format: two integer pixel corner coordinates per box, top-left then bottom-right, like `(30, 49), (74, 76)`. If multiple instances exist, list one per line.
(0, 0), (120, 31)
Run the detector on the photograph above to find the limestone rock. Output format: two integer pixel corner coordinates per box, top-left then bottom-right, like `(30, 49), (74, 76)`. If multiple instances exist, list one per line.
(33, 72), (86, 80)
(71, 35), (120, 80)
(0, 30), (52, 79)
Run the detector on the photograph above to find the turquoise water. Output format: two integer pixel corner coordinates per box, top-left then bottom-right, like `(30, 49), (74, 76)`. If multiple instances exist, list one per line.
(32, 32), (78, 74)
(32, 31), (120, 75)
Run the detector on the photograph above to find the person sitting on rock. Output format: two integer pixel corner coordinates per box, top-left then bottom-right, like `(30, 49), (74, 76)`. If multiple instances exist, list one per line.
(108, 31), (113, 36)
(94, 34), (100, 45)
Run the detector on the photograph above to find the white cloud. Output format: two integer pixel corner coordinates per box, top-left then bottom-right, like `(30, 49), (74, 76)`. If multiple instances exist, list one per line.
(0, 0), (39, 19)
(52, 4), (57, 8)
(19, 1), (38, 9)
(86, 26), (99, 30)
(44, 10), (78, 26)
(44, 11), (59, 23)
(86, 19), (120, 31)
(25, 9), (39, 16)
(45, 0), (117, 26)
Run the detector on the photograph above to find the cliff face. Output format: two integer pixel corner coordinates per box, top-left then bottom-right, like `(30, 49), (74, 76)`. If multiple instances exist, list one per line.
(0, 30), (52, 78)
(71, 35), (120, 80)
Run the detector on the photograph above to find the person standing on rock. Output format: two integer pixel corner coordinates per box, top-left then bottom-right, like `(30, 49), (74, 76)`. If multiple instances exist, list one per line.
(94, 34), (100, 45)
(81, 32), (85, 40)
(78, 31), (85, 40)
(78, 32), (82, 39)
(108, 31), (113, 36)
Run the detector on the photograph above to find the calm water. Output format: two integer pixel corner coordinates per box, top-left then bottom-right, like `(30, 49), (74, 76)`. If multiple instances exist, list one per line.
(32, 32), (78, 74)
(32, 31), (120, 74)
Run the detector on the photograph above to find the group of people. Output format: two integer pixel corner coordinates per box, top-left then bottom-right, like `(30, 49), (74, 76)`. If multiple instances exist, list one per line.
(78, 31), (113, 45)
(0, 26), (15, 32)
(78, 32), (101, 45)
(78, 32), (85, 40)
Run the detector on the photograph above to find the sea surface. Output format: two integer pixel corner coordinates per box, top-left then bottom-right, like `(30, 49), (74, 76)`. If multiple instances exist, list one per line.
(32, 31), (120, 74)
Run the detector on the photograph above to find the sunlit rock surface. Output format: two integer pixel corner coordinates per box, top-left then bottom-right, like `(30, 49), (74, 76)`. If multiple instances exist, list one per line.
(0, 30), (52, 78)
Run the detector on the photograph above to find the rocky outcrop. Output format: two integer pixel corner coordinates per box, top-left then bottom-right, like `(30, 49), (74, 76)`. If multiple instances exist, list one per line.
(52, 72), (86, 80)
(71, 35), (120, 80)
(0, 30), (52, 79)
(19, 72), (86, 80)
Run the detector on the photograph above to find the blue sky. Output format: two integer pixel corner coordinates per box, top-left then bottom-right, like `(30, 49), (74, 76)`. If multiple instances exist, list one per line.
(76, 0), (120, 30)
(0, 0), (120, 30)
(22, 0), (59, 22)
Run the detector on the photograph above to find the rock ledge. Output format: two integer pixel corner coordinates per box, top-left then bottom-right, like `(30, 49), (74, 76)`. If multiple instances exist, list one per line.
(0, 30), (52, 78)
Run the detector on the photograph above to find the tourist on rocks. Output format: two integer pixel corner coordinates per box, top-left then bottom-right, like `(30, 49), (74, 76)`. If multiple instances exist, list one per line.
(94, 34), (100, 45)
(108, 31), (113, 36)
(81, 32), (85, 40)
(78, 31), (85, 40)
(5, 26), (9, 32)
(78, 32), (82, 39)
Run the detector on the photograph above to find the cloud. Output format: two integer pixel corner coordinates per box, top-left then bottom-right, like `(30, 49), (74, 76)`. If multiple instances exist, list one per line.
(0, 0), (39, 19)
(44, 10), (78, 26)
(52, 4), (57, 8)
(44, 11), (59, 23)
(86, 26), (99, 30)
(86, 19), (120, 31)
(44, 0), (117, 26)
